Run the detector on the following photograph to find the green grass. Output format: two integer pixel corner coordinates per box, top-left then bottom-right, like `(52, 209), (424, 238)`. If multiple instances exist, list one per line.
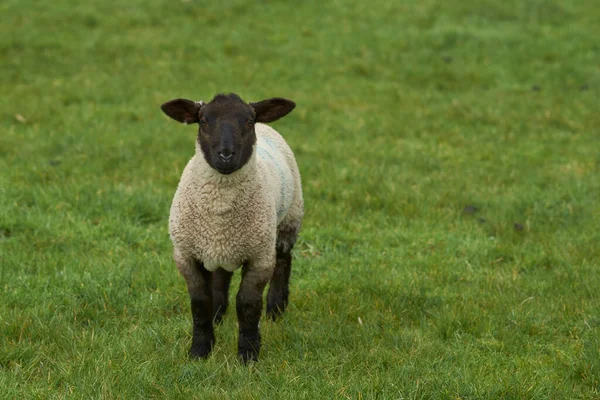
(1, 0), (599, 398)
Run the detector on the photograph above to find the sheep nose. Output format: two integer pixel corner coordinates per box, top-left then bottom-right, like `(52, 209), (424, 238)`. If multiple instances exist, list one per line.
(218, 150), (234, 162)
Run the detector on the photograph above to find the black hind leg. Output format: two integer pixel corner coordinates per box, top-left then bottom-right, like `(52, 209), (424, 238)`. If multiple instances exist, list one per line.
(266, 249), (292, 321)
(212, 268), (233, 325)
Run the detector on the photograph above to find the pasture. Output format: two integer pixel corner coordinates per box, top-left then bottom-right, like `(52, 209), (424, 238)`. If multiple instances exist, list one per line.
(1, 0), (599, 398)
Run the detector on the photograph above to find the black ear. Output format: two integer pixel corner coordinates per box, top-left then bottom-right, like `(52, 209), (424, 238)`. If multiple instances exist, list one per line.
(250, 98), (296, 123)
(160, 98), (203, 124)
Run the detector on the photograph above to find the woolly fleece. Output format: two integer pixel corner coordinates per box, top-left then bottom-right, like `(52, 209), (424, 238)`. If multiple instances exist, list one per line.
(169, 123), (303, 272)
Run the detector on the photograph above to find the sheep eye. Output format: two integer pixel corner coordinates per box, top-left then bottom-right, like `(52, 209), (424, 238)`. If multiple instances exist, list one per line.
(245, 120), (254, 129)
(200, 117), (208, 126)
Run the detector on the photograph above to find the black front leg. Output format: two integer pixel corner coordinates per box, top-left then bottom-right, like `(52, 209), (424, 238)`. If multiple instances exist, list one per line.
(236, 260), (271, 363)
(177, 259), (214, 359)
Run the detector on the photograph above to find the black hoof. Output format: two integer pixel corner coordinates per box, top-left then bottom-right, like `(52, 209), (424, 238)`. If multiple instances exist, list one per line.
(266, 297), (287, 321)
(213, 307), (227, 325)
(238, 332), (260, 364)
(189, 342), (213, 359)
(266, 304), (285, 321)
(238, 348), (259, 364)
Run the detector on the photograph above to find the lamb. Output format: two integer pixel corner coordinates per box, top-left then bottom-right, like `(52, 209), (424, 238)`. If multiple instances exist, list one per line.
(160, 93), (303, 363)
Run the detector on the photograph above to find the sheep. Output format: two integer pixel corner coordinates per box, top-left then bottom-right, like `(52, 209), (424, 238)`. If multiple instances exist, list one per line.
(160, 93), (303, 363)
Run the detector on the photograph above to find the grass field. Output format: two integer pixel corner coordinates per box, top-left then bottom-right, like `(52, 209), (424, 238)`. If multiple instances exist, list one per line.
(1, 0), (599, 398)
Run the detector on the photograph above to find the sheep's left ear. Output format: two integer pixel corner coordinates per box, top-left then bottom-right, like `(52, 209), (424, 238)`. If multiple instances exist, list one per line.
(160, 99), (204, 124)
(250, 98), (296, 123)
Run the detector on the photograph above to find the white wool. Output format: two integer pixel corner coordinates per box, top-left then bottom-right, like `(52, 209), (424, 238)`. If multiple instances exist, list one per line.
(169, 123), (303, 272)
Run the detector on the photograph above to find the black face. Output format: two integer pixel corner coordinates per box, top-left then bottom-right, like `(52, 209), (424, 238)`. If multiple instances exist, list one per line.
(161, 93), (296, 175)
(197, 94), (256, 174)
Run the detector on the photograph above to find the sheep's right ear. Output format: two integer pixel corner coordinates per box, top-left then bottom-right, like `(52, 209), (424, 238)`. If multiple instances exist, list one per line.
(160, 99), (204, 124)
